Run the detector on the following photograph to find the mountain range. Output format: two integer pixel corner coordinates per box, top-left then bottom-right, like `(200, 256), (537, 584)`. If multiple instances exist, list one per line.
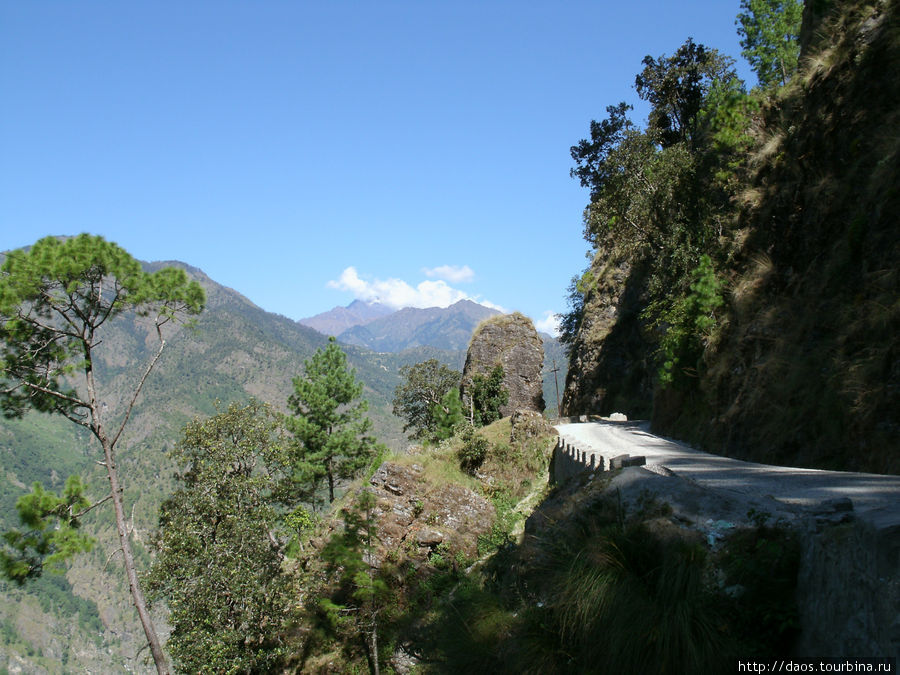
(300, 299), (568, 412)
(298, 299), (395, 336)
(304, 299), (500, 352)
(0, 256), (565, 671)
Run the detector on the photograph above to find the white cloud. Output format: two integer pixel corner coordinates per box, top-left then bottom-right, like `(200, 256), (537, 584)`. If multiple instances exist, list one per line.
(327, 266), (508, 311)
(328, 266), (470, 309)
(479, 299), (508, 312)
(421, 264), (475, 283)
(534, 310), (561, 337)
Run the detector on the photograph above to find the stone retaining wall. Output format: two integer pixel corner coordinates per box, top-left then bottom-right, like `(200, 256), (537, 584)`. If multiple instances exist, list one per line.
(551, 436), (645, 484)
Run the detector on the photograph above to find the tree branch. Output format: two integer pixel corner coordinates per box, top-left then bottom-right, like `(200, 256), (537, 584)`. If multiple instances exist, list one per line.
(111, 333), (166, 449)
(56, 404), (93, 430)
(14, 310), (82, 341)
(21, 381), (90, 409)
(72, 492), (114, 519)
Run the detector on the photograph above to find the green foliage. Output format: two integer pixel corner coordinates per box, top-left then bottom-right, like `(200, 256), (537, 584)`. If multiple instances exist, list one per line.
(655, 254), (725, 385)
(470, 364), (509, 427)
(284, 504), (316, 535)
(0, 476), (93, 584)
(558, 271), (588, 350)
(718, 524), (801, 655)
(147, 400), (292, 673)
(570, 101), (635, 202)
(431, 387), (465, 441)
(737, 0), (803, 88)
(432, 494), (800, 674)
(0, 235), (206, 671)
(545, 520), (728, 674)
(564, 33), (751, 422)
(689, 255), (725, 334)
(319, 490), (391, 672)
(476, 487), (518, 556)
(286, 337), (377, 504)
(0, 234), (204, 419)
(392, 359), (461, 440)
(457, 424), (489, 476)
(697, 76), (759, 190)
(635, 38), (737, 149)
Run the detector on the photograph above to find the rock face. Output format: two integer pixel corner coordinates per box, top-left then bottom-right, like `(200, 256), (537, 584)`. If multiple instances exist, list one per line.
(365, 461), (495, 562)
(461, 313), (545, 417)
(560, 244), (654, 420)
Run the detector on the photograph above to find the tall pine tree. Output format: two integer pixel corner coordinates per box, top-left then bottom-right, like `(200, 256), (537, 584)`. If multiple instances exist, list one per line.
(737, 0), (803, 89)
(0, 234), (204, 675)
(285, 337), (377, 505)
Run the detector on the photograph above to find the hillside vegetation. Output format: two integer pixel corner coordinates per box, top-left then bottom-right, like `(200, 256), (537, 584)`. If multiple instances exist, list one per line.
(0, 254), (564, 670)
(0, 257), (443, 670)
(561, 0), (898, 474)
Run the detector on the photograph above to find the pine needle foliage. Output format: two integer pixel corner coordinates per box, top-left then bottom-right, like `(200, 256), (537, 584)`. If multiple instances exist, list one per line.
(0, 476), (93, 584)
(286, 337), (378, 505)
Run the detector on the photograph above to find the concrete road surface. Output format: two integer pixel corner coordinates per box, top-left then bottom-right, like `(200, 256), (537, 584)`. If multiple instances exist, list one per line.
(555, 420), (900, 528)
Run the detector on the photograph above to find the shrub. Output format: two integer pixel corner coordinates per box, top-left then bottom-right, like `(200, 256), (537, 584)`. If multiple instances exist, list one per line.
(458, 426), (489, 475)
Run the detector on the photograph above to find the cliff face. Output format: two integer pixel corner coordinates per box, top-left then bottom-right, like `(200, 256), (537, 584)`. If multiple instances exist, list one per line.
(689, 0), (899, 473)
(560, 247), (652, 419)
(461, 313), (545, 417)
(562, 0), (899, 473)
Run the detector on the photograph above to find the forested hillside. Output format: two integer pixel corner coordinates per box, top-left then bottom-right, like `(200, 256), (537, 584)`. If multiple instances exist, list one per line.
(561, 0), (898, 474)
(0, 253), (460, 670)
(0, 248), (566, 670)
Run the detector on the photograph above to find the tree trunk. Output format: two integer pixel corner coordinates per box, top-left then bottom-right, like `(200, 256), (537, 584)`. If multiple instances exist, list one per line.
(85, 349), (169, 674)
(100, 433), (170, 674)
(370, 618), (379, 675)
(326, 455), (335, 503)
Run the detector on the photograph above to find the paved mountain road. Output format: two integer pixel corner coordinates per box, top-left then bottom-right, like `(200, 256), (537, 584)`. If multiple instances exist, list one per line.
(555, 420), (900, 528)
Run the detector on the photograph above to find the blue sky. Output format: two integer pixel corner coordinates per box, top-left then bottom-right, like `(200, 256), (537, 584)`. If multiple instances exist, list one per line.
(1, 1), (753, 334)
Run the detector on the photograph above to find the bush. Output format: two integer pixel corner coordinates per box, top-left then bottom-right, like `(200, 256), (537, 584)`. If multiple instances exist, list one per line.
(470, 365), (509, 427)
(457, 426), (489, 475)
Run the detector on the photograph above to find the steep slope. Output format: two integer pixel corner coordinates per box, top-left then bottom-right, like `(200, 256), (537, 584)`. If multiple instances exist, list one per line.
(0, 259), (409, 671)
(685, 0), (900, 472)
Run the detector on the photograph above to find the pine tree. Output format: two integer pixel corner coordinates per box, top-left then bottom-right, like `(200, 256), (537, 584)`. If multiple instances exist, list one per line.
(737, 0), (803, 89)
(431, 387), (465, 441)
(0, 234), (204, 674)
(319, 490), (389, 674)
(285, 337), (377, 504)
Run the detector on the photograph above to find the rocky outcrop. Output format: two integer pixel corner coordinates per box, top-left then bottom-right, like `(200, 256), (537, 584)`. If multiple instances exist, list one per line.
(461, 313), (545, 417)
(364, 461), (495, 563)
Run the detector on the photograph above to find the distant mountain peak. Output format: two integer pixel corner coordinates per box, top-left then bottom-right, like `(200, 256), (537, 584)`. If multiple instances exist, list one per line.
(298, 300), (394, 336)
(336, 301), (501, 352)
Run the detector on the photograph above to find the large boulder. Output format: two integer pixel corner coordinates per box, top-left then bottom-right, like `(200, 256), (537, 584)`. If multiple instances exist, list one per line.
(461, 313), (545, 417)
